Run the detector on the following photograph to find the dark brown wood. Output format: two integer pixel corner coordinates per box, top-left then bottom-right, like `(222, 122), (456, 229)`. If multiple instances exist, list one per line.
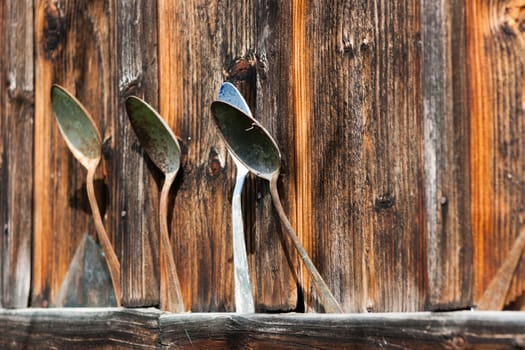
(0, 0), (34, 308)
(254, 0), (299, 312)
(468, 0), (525, 307)
(158, 0), (255, 311)
(114, 0), (161, 307)
(421, 0), (472, 309)
(160, 312), (525, 349)
(2, 309), (525, 349)
(0, 308), (160, 349)
(33, 0), (117, 306)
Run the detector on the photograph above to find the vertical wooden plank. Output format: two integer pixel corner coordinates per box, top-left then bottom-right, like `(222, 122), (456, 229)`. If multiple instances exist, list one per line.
(0, 0), (34, 308)
(158, 0), (256, 311)
(33, 0), (117, 306)
(115, 0), (160, 307)
(421, 0), (472, 309)
(254, 0), (299, 311)
(468, 1), (525, 306)
(296, 0), (425, 312)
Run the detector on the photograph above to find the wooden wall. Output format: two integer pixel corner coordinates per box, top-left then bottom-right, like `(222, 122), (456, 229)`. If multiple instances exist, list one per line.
(1, 0), (524, 312)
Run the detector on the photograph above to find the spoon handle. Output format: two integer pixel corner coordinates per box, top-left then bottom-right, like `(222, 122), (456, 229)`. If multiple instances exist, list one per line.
(159, 172), (185, 313)
(477, 225), (525, 310)
(232, 161), (255, 313)
(86, 163), (121, 306)
(269, 175), (343, 313)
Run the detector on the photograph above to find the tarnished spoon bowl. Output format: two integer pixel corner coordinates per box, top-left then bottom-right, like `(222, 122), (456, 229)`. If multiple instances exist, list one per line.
(51, 84), (121, 306)
(125, 96), (184, 313)
(210, 100), (343, 313)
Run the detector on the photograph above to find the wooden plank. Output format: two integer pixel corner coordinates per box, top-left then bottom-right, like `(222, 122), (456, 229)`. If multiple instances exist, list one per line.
(160, 311), (525, 349)
(114, 0), (160, 307)
(33, 0), (117, 306)
(467, 1), (525, 306)
(0, 0), (34, 308)
(0, 308), (160, 349)
(292, 1), (425, 311)
(254, 0), (299, 311)
(421, 0), (472, 309)
(1, 309), (525, 349)
(158, 0), (255, 311)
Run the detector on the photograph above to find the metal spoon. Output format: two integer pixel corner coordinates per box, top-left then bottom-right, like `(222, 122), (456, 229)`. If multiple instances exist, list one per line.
(477, 225), (525, 310)
(125, 96), (184, 313)
(217, 82), (255, 313)
(210, 100), (343, 313)
(51, 84), (121, 306)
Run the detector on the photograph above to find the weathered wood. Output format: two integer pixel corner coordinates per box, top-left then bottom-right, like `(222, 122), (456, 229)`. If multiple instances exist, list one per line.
(0, 308), (160, 349)
(468, 1), (525, 306)
(160, 311), (525, 349)
(0, 0), (34, 308)
(33, 0), (116, 306)
(158, 0), (255, 311)
(421, 0), (472, 309)
(254, 0), (299, 312)
(288, 1), (425, 312)
(115, 0), (160, 307)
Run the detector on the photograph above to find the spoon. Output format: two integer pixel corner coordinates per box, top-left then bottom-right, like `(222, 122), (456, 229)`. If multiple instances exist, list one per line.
(217, 82), (255, 313)
(477, 225), (525, 310)
(51, 84), (121, 306)
(125, 96), (184, 313)
(210, 99), (343, 313)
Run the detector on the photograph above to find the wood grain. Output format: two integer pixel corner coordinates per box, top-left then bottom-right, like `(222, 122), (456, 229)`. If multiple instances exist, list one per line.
(160, 312), (525, 349)
(468, 0), (525, 306)
(254, 0), (299, 311)
(33, 0), (116, 306)
(292, 1), (425, 312)
(158, 0), (255, 311)
(0, 0), (34, 308)
(421, 0), (472, 309)
(0, 308), (160, 349)
(114, 0), (160, 307)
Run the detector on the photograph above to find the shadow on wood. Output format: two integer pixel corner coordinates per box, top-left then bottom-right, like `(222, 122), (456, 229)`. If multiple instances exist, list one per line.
(53, 234), (116, 307)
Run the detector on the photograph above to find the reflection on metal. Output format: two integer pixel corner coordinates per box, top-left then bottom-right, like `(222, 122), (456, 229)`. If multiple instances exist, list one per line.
(51, 85), (121, 306)
(211, 94), (343, 313)
(218, 82), (255, 313)
(125, 96), (184, 313)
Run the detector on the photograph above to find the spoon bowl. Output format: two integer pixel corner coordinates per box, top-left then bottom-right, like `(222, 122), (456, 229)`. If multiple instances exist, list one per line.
(51, 84), (121, 306)
(125, 96), (184, 313)
(211, 99), (343, 313)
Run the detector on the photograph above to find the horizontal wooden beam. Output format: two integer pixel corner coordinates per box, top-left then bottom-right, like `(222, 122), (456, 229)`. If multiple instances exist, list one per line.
(1, 309), (525, 349)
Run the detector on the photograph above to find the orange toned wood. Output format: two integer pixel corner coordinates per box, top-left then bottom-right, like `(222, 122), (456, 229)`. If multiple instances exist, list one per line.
(291, 0), (313, 311)
(0, 0), (34, 308)
(468, 0), (525, 306)
(33, 0), (116, 306)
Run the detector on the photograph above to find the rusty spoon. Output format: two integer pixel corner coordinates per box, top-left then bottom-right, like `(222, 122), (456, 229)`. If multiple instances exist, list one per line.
(210, 100), (343, 313)
(125, 96), (184, 313)
(217, 82), (255, 313)
(51, 84), (121, 306)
